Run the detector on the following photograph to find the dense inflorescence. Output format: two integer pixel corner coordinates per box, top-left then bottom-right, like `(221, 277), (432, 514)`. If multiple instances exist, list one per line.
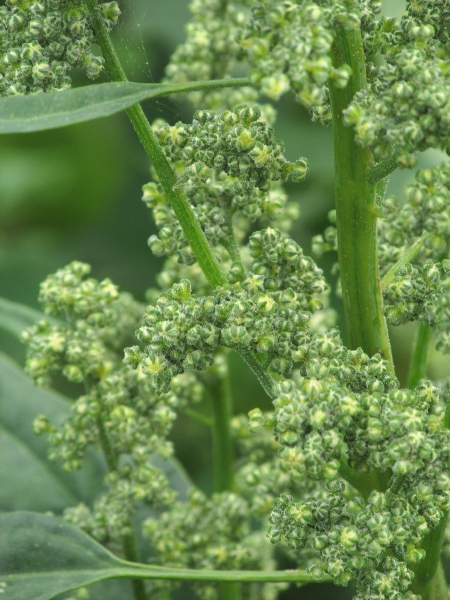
(125, 228), (326, 393)
(16, 0), (450, 598)
(0, 0), (120, 96)
(144, 490), (283, 600)
(377, 165), (450, 334)
(23, 262), (196, 544)
(144, 106), (307, 265)
(346, 2), (450, 162)
(237, 0), (359, 107)
(262, 360), (450, 599)
(163, 0), (264, 111)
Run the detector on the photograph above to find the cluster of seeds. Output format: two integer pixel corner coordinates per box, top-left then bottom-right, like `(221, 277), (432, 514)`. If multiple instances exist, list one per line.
(23, 262), (201, 544)
(163, 0), (262, 111)
(403, 0), (450, 45)
(346, 49), (450, 160)
(262, 356), (450, 599)
(145, 105), (307, 265)
(125, 229), (326, 394)
(269, 485), (432, 599)
(0, 0), (120, 96)
(378, 166), (450, 329)
(237, 0), (357, 107)
(145, 489), (282, 600)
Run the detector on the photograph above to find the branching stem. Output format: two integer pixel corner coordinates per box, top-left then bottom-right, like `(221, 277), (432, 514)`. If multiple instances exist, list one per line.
(329, 25), (394, 370)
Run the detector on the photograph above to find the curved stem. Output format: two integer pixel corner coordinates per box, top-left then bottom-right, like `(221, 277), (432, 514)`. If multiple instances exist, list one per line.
(406, 322), (432, 390)
(328, 25), (394, 370)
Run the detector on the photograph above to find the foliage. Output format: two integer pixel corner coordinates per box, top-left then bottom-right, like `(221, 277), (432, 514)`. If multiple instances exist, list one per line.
(1, 1), (450, 600)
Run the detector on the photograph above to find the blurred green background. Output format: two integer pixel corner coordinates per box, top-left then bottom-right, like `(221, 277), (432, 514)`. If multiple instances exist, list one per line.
(1, 0), (449, 597)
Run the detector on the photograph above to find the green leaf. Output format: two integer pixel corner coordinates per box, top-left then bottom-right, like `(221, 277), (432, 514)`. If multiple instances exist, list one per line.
(0, 511), (321, 600)
(0, 79), (250, 134)
(0, 296), (58, 340)
(0, 353), (105, 511)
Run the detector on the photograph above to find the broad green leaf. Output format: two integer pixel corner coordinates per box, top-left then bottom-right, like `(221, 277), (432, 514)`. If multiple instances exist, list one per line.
(0, 353), (105, 510)
(0, 79), (250, 134)
(0, 511), (320, 600)
(0, 296), (58, 340)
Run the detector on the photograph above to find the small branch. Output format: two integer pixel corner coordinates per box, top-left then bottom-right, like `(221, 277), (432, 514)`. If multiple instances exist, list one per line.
(86, 0), (276, 402)
(113, 564), (331, 584)
(182, 407), (212, 427)
(367, 149), (402, 184)
(407, 322), (432, 390)
(380, 233), (429, 293)
(238, 348), (277, 399)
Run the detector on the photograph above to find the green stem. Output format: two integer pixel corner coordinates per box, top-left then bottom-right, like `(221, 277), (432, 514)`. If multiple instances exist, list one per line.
(381, 233), (429, 293)
(95, 416), (148, 600)
(208, 360), (241, 600)
(329, 25), (394, 370)
(411, 524), (449, 600)
(85, 0), (226, 289)
(210, 368), (234, 493)
(406, 322), (432, 390)
(182, 407), (212, 427)
(408, 343), (450, 599)
(105, 562), (333, 584)
(367, 148), (402, 184)
(338, 452), (390, 500)
(238, 349), (277, 398)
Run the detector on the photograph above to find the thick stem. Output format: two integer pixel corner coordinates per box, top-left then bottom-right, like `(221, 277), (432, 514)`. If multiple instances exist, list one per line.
(329, 25), (394, 370)
(407, 322), (432, 390)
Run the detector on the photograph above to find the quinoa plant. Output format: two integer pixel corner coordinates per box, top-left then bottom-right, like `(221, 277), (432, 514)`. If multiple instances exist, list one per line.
(1, 1), (450, 600)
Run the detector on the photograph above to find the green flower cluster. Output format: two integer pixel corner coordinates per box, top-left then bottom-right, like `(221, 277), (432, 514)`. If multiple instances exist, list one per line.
(269, 487), (425, 599)
(233, 412), (322, 521)
(346, 28), (450, 160)
(378, 166), (450, 328)
(262, 361), (450, 598)
(384, 260), (450, 327)
(23, 261), (131, 386)
(403, 0), (450, 45)
(379, 166), (450, 264)
(0, 0), (120, 96)
(145, 106), (307, 265)
(163, 0), (262, 111)
(145, 490), (281, 600)
(125, 229), (326, 393)
(23, 262), (199, 544)
(236, 0), (359, 107)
